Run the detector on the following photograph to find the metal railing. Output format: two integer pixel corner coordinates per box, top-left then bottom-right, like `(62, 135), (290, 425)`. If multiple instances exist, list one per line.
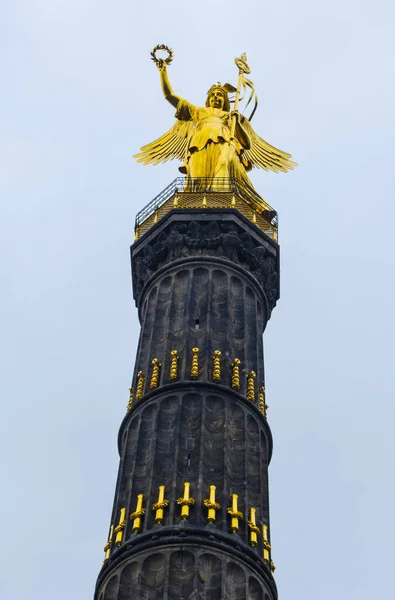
(135, 177), (278, 241)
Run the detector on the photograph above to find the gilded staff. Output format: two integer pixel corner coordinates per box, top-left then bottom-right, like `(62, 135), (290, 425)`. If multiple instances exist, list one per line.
(177, 482), (195, 520)
(230, 53), (251, 140)
(130, 494), (145, 532)
(262, 523), (271, 564)
(114, 507), (126, 546)
(203, 485), (221, 523)
(103, 525), (114, 563)
(227, 494), (243, 532)
(248, 507), (260, 546)
(152, 485), (169, 524)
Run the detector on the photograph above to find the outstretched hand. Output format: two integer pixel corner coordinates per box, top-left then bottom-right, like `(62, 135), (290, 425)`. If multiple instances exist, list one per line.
(156, 60), (167, 71)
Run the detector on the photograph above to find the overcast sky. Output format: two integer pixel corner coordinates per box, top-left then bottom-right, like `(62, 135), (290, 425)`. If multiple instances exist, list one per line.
(1, 1), (395, 599)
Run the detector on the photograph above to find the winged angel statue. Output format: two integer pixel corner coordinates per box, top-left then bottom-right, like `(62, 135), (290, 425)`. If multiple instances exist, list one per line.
(134, 46), (296, 190)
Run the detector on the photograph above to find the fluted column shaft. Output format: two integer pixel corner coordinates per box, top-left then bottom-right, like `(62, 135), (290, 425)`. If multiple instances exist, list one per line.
(96, 210), (279, 600)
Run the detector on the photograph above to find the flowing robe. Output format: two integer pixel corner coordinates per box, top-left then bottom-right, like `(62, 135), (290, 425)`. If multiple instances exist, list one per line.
(175, 99), (252, 188)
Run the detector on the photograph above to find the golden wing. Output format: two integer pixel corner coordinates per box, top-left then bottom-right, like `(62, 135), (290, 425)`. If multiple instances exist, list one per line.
(242, 119), (297, 173)
(134, 120), (193, 166)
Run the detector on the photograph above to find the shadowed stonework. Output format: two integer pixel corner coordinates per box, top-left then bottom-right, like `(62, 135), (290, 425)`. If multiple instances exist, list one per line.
(95, 205), (279, 599)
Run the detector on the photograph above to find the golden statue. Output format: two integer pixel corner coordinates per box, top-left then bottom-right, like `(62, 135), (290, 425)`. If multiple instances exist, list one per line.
(134, 46), (296, 189)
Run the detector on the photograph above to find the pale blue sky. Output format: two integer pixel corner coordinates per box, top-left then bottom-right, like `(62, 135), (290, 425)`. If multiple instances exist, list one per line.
(1, 1), (395, 598)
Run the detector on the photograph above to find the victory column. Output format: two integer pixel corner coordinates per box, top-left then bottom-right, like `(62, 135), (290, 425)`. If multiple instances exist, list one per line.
(95, 45), (295, 599)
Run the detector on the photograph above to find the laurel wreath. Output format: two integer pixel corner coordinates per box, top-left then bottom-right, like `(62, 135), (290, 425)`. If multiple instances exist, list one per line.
(151, 44), (174, 68)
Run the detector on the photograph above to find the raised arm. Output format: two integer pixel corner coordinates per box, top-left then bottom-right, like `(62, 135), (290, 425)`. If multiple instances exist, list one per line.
(158, 64), (181, 109)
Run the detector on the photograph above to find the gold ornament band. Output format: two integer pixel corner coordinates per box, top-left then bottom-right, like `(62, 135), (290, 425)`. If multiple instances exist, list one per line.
(247, 371), (256, 401)
(191, 347), (199, 379)
(231, 358), (241, 390)
(150, 358), (161, 389)
(127, 386), (134, 412)
(259, 385), (269, 417)
(170, 350), (178, 381)
(136, 371), (145, 400)
(212, 350), (221, 383)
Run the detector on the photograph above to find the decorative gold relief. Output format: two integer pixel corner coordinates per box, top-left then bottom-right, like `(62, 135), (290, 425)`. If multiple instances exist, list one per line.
(152, 485), (169, 524)
(191, 347), (199, 379)
(203, 485), (220, 523)
(271, 560), (276, 572)
(262, 524), (271, 564)
(247, 371), (256, 401)
(103, 525), (114, 564)
(130, 494), (145, 532)
(177, 482), (195, 520)
(136, 371), (145, 400)
(170, 350), (178, 381)
(231, 358), (241, 390)
(114, 508), (126, 547)
(248, 507), (260, 546)
(126, 386), (134, 412)
(227, 494), (243, 532)
(259, 386), (269, 417)
(212, 350), (221, 383)
(150, 358), (161, 389)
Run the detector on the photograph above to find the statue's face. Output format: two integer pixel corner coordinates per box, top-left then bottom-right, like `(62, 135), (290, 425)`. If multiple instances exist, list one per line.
(209, 90), (225, 109)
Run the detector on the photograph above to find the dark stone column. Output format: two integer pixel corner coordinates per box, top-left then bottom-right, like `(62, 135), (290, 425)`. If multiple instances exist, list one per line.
(133, 260), (267, 396)
(95, 209), (279, 600)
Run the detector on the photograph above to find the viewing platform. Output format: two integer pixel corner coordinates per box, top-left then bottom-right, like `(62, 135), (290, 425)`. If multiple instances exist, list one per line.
(134, 177), (278, 241)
